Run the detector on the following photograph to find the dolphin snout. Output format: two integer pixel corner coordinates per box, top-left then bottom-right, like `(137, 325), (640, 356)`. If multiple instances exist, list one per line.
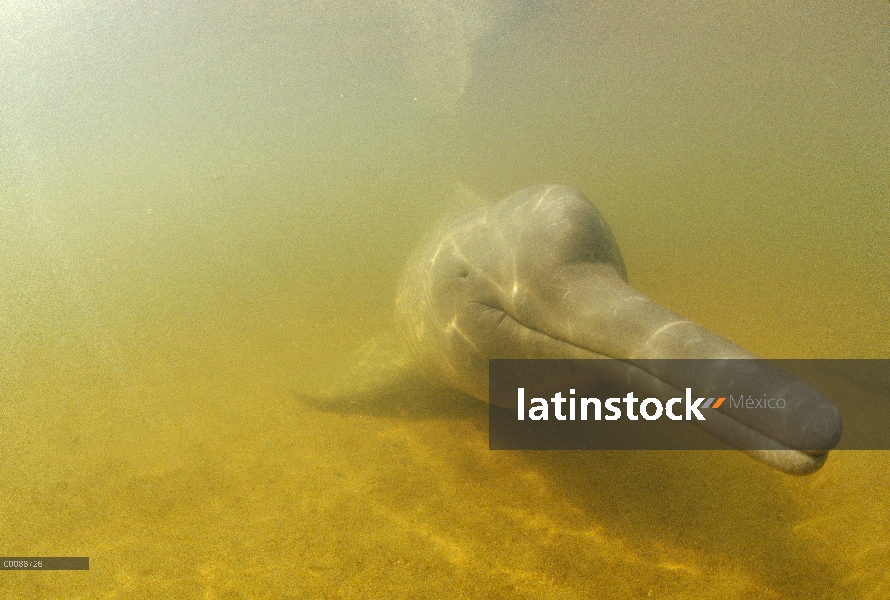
(539, 267), (842, 475)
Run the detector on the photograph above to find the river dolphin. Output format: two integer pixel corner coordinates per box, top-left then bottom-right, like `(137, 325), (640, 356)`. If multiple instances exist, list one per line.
(314, 184), (842, 475)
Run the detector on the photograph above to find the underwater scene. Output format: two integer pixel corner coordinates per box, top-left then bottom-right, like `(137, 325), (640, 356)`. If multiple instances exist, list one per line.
(1, 1), (888, 598)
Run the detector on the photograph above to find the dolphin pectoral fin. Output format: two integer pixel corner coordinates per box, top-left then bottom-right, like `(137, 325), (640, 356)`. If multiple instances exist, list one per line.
(294, 372), (479, 419)
(294, 335), (480, 419)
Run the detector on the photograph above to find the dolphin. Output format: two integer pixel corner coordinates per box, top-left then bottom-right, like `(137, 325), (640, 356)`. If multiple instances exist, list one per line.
(316, 184), (842, 475)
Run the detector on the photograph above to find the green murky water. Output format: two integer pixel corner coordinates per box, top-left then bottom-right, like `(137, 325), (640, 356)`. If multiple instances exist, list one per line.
(1, 2), (888, 598)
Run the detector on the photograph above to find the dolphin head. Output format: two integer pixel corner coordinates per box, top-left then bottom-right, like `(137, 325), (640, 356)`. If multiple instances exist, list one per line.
(396, 184), (841, 474)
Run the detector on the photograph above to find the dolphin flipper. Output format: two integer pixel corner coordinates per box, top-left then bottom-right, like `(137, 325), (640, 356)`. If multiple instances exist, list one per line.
(295, 334), (479, 419)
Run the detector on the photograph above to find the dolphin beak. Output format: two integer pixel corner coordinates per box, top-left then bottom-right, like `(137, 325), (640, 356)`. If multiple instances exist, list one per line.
(531, 264), (843, 475)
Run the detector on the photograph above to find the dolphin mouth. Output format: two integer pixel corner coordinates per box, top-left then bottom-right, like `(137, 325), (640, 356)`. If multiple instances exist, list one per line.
(567, 356), (837, 476)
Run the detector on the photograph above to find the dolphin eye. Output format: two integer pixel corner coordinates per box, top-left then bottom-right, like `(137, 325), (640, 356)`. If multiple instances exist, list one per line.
(458, 269), (469, 278)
